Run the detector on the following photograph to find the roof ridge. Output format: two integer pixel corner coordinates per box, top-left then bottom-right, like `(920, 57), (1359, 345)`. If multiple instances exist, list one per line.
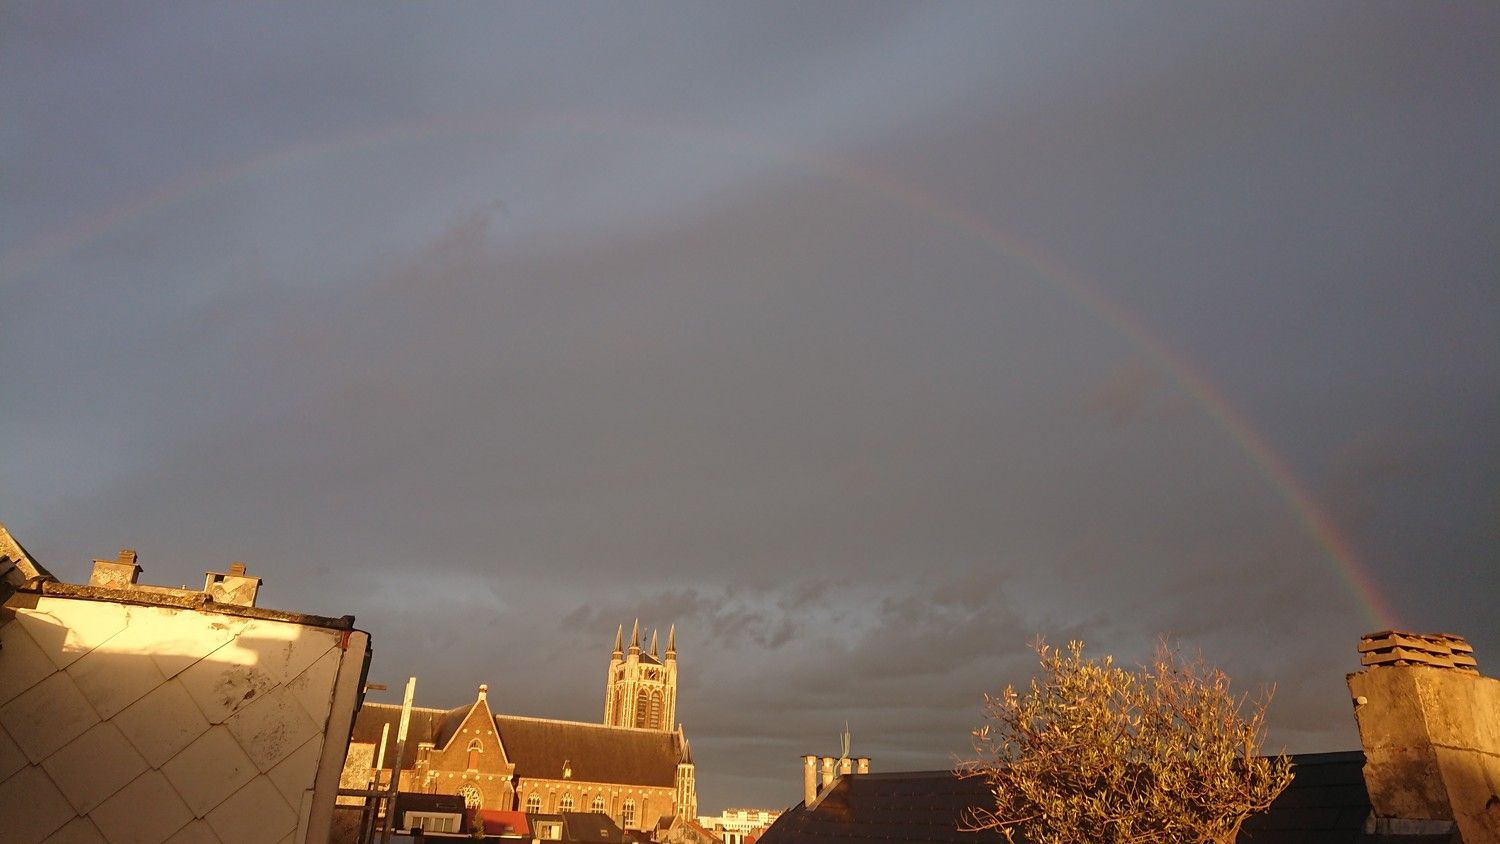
(362, 702), (452, 716)
(493, 713), (672, 733)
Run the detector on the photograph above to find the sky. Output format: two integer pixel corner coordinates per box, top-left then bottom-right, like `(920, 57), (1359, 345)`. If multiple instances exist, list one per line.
(3, 2), (1497, 815)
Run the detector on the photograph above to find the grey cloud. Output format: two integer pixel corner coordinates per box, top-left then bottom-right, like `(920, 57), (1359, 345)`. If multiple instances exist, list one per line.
(1078, 362), (1169, 425)
(3, 2), (1496, 815)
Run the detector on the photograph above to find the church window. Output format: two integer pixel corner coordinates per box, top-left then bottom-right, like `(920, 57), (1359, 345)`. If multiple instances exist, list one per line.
(559, 792), (574, 812)
(622, 799), (636, 828)
(458, 785), (482, 810)
(526, 792), (541, 813)
(467, 739), (482, 769)
(591, 796), (605, 813)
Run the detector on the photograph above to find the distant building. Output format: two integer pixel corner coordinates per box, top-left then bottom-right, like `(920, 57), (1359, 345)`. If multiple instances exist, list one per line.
(697, 808), (780, 844)
(340, 621), (696, 837)
(0, 524), (372, 844)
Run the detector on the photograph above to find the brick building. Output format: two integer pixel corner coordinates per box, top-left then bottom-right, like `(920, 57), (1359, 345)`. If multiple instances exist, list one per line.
(341, 621), (695, 835)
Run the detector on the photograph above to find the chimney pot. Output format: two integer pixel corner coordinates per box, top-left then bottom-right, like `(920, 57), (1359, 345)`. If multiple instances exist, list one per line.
(90, 550), (142, 589)
(801, 755), (818, 806)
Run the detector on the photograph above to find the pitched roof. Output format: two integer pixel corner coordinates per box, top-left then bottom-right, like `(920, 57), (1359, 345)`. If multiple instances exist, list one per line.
(496, 716), (686, 786)
(760, 753), (1385, 844)
(0, 522), (53, 590)
(351, 703), (471, 769)
(475, 809), (530, 837)
(758, 771), (1003, 844)
(1237, 751), (1374, 843)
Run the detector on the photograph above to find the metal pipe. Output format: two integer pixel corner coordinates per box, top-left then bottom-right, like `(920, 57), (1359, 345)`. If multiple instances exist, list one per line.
(381, 677), (417, 844)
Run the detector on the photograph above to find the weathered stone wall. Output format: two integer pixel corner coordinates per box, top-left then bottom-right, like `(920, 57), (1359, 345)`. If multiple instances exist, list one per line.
(1348, 664), (1500, 842)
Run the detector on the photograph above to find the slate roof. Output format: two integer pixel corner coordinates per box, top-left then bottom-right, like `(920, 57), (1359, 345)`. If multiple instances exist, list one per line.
(1237, 751), (1381, 844)
(524, 812), (626, 844)
(758, 753), (1387, 844)
(495, 715), (687, 786)
(351, 703), (690, 787)
(757, 771), (1004, 844)
(352, 703), (473, 769)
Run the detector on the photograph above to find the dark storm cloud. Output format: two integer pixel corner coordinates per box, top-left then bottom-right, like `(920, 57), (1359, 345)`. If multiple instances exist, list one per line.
(3, 2), (1497, 813)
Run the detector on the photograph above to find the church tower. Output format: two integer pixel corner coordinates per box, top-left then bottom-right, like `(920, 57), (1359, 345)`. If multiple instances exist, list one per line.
(603, 620), (677, 731)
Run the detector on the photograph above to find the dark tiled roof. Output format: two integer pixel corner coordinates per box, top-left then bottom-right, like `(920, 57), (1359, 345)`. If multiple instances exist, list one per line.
(1238, 751), (1372, 843)
(525, 813), (627, 844)
(496, 716), (686, 786)
(757, 771), (1004, 844)
(760, 753), (1384, 844)
(351, 703), (469, 769)
(562, 812), (627, 843)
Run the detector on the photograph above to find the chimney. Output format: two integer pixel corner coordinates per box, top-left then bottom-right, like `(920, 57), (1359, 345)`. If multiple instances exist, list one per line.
(855, 757), (870, 775)
(1347, 630), (1499, 842)
(204, 562), (262, 607)
(89, 548), (141, 589)
(820, 756), (835, 789)
(802, 755), (818, 806)
(839, 757), (853, 776)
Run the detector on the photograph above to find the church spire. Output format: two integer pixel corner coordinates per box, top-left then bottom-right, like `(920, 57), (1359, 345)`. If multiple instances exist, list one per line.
(613, 624), (623, 659)
(629, 619), (641, 656)
(666, 624), (677, 662)
(650, 629), (659, 659)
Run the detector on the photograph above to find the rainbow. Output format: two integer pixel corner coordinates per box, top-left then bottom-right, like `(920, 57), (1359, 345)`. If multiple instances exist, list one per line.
(0, 114), (1397, 628)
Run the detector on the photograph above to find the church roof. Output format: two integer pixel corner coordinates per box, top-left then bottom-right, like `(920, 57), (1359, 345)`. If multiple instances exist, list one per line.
(495, 715), (687, 787)
(351, 703), (473, 769)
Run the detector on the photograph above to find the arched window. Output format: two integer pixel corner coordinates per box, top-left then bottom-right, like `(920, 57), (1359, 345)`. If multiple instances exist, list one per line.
(467, 739), (482, 770)
(634, 697), (649, 728)
(458, 785), (482, 810)
(526, 792), (541, 813)
(648, 690), (662, 728)
(559, 793), (574, 812)
(622, 798), (636, 828)
(591, 796), (605, 813)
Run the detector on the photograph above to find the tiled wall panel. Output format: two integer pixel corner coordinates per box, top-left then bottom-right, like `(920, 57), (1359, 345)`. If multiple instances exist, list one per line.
(0, 596), (364, 844)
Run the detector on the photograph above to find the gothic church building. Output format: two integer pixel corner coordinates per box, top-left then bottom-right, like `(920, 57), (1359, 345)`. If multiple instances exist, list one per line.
(341, 622), (695, 835)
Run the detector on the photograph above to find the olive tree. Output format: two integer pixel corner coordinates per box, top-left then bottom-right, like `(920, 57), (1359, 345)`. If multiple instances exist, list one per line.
(958, 639), (1292, 844)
